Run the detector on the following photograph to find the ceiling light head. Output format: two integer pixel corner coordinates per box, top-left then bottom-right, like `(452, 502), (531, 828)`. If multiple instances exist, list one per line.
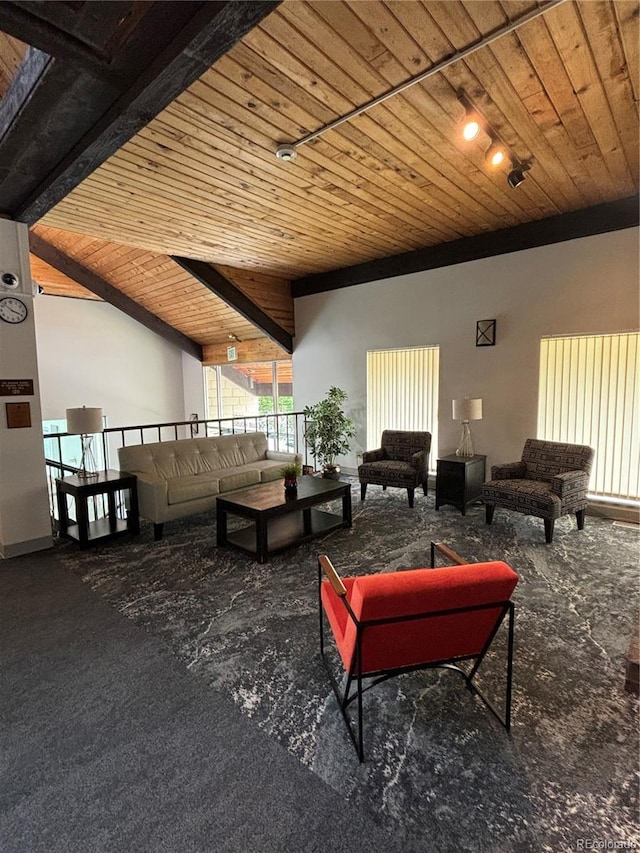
(457, 90), (483, 142)
(276, 144), (297, 162)
(462, 108), (482, 142)
(485, 139), (507, 168)
(507, 160), (530, 188)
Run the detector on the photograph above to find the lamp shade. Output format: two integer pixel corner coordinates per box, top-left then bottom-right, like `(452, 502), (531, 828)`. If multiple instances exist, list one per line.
(452, 398), (483, 422)
(66, 406), (103, 434)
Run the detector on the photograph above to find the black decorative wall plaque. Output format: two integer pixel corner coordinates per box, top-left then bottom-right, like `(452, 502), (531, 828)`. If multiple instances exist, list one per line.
(476, 319), (496, 347)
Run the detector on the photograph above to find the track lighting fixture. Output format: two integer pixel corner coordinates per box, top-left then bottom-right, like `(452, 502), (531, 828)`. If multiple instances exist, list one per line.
(458, 89), (531, 187)
(485, 139), (507, 168)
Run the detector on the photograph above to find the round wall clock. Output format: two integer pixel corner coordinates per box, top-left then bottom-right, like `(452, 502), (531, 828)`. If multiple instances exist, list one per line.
(0, 296), (28, 324)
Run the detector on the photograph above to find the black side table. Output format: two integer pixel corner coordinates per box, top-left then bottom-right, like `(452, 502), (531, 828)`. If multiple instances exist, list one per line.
(435, 454), (486, 515)
(56, 469), (139, 548)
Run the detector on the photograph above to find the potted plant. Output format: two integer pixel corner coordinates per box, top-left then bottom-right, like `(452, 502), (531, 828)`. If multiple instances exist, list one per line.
(280, 460), (302, 495)
(303, 386), (356, 479)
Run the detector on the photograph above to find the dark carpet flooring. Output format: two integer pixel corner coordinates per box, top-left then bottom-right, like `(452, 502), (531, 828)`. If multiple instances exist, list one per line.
(1, 551), (407, 853)
(5, 481), (639, 851)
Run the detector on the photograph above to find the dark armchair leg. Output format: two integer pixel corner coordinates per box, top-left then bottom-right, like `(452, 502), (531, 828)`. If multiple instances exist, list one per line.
(407, 487), (415, 508)
(360, 483), (367, 501)
(422, 479), (428, 496)
(154, 523), (164, 541)
(485, 504), (495, 525)
(543, 518), (554, 544)
(576, 509), (585, 530)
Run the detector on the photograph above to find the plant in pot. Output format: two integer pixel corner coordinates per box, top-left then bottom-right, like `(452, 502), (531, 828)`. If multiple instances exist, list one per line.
(303, 386), (356, 479)
(280, 460), (302, 495)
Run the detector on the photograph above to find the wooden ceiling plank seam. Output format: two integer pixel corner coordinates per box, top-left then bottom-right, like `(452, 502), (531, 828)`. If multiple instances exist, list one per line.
(49, 173), (342, 254)
(160, 85), (448, 243)
(73, 184), (365, 269)
(180, 54), (480, 236)
(614, 1), (639, 106)
(577, 1), (639, 185)
(71, 156), (408, 263)
(160, 98), (465, 241)
(29, 232), (203, 361)
(131, 122), (410, 249)
(41, 204), (331, 277)
(260, 1), (406, 112)
(41, 191), (444, 270)
(518, 89), (611, 206)
(130, 121), (432, 248)
(14, 1), (284, 224)
(219, 265), (294, 320)
(243, 18), (360, 118)
(540, 2), (634, 194)
(173, 257), (293, 353)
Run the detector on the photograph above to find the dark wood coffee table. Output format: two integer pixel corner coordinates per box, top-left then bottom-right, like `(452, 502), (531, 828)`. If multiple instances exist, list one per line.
(216, 475), (352, 563)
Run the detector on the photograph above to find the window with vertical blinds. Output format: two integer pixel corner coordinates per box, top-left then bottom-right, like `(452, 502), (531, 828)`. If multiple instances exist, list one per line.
(537, 333), (640, 502)
(366, 347), (439, 468)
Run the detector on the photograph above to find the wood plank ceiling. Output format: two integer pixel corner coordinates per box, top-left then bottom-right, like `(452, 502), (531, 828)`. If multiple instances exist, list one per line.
(2, 1), (638, 361)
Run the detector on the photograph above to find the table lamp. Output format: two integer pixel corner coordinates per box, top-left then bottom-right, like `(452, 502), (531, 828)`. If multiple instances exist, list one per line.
(66, 406), (103, 479)
(452, 397), (483, 457)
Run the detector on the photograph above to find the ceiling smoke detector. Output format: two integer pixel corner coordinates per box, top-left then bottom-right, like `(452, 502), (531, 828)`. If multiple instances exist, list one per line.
(275, 144), (297, 162)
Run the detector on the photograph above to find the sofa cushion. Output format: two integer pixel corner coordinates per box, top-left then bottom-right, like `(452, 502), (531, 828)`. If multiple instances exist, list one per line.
(119, 433), (270, 480)
(167, 473), (221, 505)
(217, 467), (261, 493)
(358, 460), (416, 487)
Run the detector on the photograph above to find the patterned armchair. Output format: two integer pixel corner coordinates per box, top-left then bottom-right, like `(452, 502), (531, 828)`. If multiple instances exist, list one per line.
(481, 439), (594, 543)
(358, 430), (431, 508)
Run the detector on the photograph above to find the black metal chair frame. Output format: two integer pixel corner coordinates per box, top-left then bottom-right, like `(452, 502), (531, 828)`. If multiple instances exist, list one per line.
(318, 551), (515, 763)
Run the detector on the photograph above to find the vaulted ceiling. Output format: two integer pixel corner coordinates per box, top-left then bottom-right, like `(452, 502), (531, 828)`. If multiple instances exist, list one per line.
(0, 1), (638, 363)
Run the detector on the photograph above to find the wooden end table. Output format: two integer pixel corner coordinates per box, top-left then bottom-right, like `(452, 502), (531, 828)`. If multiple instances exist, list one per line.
(435, 454), (486, 515)
(56, 469), (139, 548)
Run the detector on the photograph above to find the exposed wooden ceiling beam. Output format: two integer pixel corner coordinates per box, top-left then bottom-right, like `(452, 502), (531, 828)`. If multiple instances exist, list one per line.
(5, 1), (281, 224)
(29, 233), (203, 362)
(174, 257), (293, 354)
(292, 197), (640, 297)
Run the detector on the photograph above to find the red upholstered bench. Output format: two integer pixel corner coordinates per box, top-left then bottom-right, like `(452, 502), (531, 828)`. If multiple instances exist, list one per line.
(318, 554), (519, 761)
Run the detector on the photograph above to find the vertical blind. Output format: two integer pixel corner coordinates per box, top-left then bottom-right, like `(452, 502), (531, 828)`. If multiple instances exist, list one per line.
(537, 332), (639, 501)
(366, 347), (439, 466)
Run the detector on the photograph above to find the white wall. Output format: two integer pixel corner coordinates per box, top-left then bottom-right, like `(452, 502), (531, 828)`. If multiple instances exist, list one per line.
(293, 228), (640, 472)
(34, 295), (204, 428)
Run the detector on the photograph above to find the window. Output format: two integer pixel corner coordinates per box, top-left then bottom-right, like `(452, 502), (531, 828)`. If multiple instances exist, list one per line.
(366, 346), (439, 467)
(204, 361), (293, 420)
(537, 333), (639, 502)
(203, 360), (295, 452)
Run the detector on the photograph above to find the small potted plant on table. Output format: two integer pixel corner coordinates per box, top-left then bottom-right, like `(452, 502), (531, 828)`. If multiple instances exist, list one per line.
(280, 460), (302, 496)
(303, 386), (356, 479)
